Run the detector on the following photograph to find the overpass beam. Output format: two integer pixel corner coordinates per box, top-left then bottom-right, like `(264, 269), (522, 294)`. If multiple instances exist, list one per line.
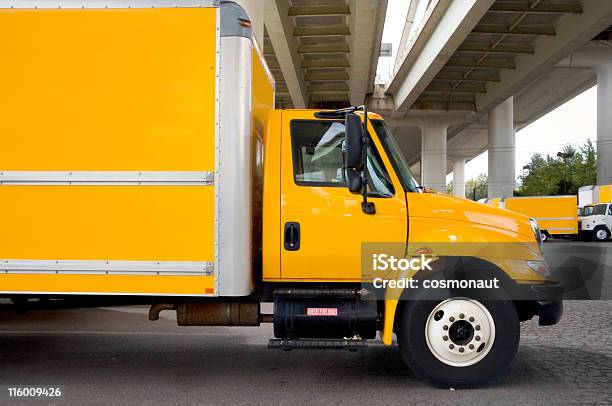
(264, 0), (308, 108)
(348, 0), (387, 106)
(596, 63), (612, 185)
(452, 159), (466, 198)
(488, 97), (515, 198)
(420, 119), (450, 191)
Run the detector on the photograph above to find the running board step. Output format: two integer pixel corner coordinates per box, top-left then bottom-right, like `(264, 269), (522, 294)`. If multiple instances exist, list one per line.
(268, 338), (367, 351)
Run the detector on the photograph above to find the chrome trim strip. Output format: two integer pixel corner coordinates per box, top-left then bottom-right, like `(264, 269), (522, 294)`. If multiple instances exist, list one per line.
(534, 217), (576, 221)
(0, 1), (217, 8)
(0, 171), (213, 185)
(214, 6), (221, 295)
(216, 35), (253, 296)
(0, 260), (213, 276)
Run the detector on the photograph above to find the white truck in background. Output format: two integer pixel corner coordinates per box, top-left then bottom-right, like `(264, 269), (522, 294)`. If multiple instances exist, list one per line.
(578, 203), (612, 242)
(577, 185), (612, 241)
(578, 185), (612, 207)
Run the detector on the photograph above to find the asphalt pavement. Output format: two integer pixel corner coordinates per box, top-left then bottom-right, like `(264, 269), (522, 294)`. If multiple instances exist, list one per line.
(0, 241), (611, 405)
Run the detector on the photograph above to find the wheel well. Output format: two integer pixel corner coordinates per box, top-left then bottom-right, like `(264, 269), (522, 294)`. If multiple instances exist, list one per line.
(392, 257), (526, 332)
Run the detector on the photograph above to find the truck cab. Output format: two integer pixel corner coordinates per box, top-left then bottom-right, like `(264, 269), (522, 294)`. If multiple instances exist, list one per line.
(579, 203), (612, 241)
(260, 108), (563, 386)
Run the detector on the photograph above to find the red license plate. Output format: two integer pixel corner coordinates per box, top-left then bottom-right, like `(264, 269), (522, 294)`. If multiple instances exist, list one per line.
(306, 308), (338, 316)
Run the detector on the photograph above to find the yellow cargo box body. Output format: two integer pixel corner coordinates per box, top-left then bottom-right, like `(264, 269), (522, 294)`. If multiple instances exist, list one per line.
(597, 185), (612, 204)
(487, 198), (503, 208)
(0, 4), (235, 296)
(502, 196), (578, 236)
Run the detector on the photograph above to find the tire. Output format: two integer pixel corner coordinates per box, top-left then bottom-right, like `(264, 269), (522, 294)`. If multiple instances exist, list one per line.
(397, 286), (520, 388)
(593, 227), (611, 242)
(540, 231), (548, 242)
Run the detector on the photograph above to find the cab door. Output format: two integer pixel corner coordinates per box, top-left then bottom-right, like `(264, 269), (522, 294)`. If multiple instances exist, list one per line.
(279, 111), (407, 280)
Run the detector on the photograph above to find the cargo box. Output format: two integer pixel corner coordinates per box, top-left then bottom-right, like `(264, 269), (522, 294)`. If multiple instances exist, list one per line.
(0, 1), (274, 296)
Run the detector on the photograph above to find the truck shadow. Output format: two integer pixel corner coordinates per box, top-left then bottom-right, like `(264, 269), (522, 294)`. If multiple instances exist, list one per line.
(0, 306), (610, 398)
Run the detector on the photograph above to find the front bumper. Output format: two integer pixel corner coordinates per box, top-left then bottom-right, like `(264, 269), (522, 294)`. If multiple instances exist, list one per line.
(527, 282), (564, 326)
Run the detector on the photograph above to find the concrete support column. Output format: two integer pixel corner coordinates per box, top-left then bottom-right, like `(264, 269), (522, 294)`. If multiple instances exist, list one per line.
(420, 119), (449, 191)
(452, 159), (466, 198)
(488, 97), (515, 198)
(235, 0), (264, 46)
(596, 64), (612, 185)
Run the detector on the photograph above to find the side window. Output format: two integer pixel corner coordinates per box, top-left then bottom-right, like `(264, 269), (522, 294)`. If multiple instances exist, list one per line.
(608, 205), (612, 216)
(290, 120), (394, 197)
(291, 121), (346, 185)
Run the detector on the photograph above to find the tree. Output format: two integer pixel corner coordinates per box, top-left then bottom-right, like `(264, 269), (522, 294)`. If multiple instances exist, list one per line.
(465, 174), (488, 200)
(447, 175), (487, 199)
(446, 180), (453, 194)
(573, 139), (597, 189)
(517, 141), (596, 196)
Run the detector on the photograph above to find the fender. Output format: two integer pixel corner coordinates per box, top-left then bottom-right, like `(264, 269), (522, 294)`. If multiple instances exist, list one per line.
(379, 256), (538, 345)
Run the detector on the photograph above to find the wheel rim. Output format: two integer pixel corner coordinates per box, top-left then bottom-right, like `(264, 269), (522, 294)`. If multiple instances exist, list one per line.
(540, 231), (547, 242)
(425, 298), (496, 367)
(596, 229), (608, 240)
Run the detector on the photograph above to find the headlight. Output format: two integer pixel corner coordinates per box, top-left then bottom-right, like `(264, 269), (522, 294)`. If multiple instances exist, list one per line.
(526, 260), (550, 277)
(529, 218), (544, 253)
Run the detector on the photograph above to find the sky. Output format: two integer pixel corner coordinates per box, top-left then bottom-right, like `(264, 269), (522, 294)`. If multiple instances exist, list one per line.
(376, 0), (596, 186)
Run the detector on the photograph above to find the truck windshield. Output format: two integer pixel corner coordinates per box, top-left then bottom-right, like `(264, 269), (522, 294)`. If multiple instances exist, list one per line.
(592, 204), (608, 216)
(371, 120), (421, 192)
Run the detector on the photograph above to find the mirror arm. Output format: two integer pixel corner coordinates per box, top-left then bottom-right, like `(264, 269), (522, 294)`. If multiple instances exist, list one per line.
(360, 106), (376, 215)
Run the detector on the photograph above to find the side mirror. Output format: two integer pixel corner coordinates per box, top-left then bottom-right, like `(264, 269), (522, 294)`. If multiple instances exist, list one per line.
(344, 113), (364, 170)
(345, 169), (362, 194)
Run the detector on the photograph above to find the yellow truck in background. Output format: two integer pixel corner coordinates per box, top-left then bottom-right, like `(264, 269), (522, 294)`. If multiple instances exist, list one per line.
(482, 196), (578, 242)
(0, 1), (563, 388)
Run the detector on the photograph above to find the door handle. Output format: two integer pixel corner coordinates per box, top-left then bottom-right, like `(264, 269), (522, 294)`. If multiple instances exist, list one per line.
(284, 222), (300, 251)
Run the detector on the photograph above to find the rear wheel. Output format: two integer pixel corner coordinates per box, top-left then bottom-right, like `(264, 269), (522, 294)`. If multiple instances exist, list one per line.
(397, 291), (519, 388)
(593, 227), (611, 242)
(540, 231), (548, 242)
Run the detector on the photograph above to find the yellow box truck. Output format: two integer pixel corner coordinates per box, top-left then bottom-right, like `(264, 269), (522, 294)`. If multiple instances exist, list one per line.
(484, 196), (578, 241)
(0, 1), (562, 388)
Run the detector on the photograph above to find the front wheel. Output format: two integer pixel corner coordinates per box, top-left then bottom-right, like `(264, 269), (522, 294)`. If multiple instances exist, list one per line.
(593, 227), (611, 242)
(397, 295), (519, 388)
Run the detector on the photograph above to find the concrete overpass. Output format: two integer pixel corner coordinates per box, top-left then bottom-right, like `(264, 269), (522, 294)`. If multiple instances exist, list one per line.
(369, 0), (612, 197)
(260, 0), (387, 109)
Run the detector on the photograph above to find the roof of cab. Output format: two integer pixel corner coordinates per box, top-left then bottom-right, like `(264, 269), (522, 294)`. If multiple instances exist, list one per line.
(278, 109), (384, 120)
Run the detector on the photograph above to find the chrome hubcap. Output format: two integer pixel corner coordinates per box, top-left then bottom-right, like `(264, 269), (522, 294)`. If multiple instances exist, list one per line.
(425, 298), (496, 367)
